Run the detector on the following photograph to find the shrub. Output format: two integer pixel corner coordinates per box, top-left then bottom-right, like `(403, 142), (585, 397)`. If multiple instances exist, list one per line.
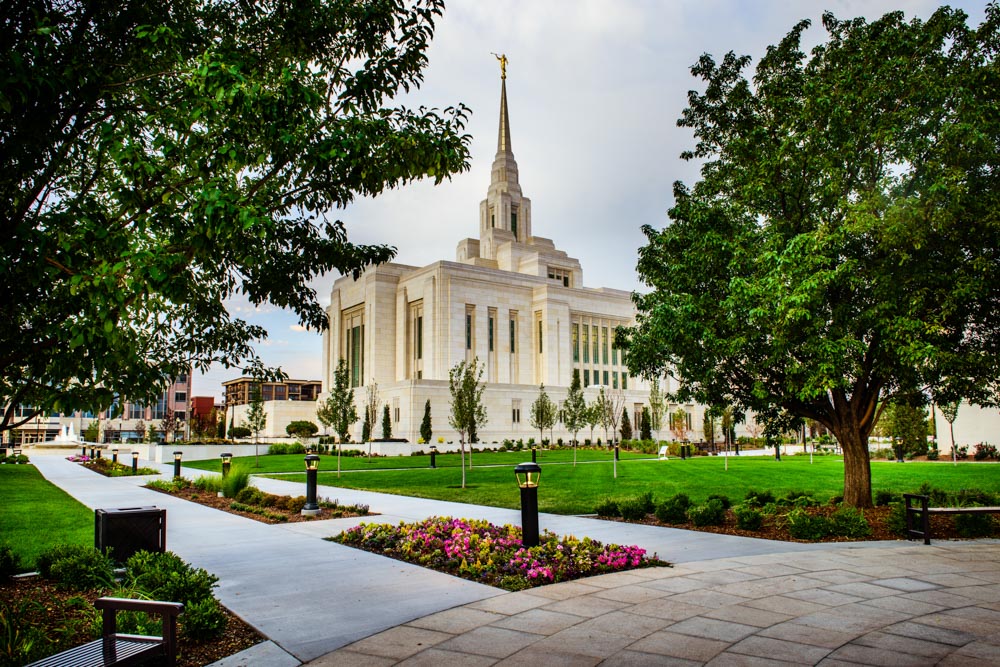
(954, 488), (998, 506)
(955, 445), (969, 459)
(281, 496), (307, 513)
(733, 504), (763, 531)
(926, 449), (939, 461)
(786, 509), (832, 540)
(228, 426), (252, 439)
(635, 491), (656, 515)
(180, 597), (227, 640)
(827, 494), (844, 505)
(873, 489), (897, 506)
(286, 442), (306, 454)
(706, 494), (731, 509)
(973, 443), (998, 461)
(234, 486), (266, 506)
(192, 475), (222, 493)
(744, 489), (775, 507)
(221, 467), (250, 499)
(618, 497), (650, 522)
(38, 545), (116, 591)
(917, 482), (948, 506)
(654, 494), (692, 524)
(886, 502), (909, 536)
(687, 500), (725, 527)
(0, 545), (21, 579)
(268, 443), (288, 455)
(830, 507), (872, 538)
(594, 498), (620, 517)
(286, 421), (319, 438)
(955, 513), (996, 538)
(125, 551), (218, 607)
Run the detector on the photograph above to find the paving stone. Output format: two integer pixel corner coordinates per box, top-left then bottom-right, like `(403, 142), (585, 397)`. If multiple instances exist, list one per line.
(871, 577), (940, 593)
(628, 598), (712, 621)
(344, 625), (452, 660)
(903, 588), (997, 609)
(742, 595), (830, 617)
(520, 580), (603, 600)
(805, 570), (873, 585)
(782, 588), (864, 607)
(665, 616), (759, 642)
(492, 646), (600, 667)
(528, 625), (636, 658)
(826, 643), (938, 666)
(687, 569), (762, 585)
(954, 640), (1000, 661)
(758, 621), (859, 648)
(407, 607), (506, 634)
(915, 573), (994, 588)
(882, 620), (976, 646)
(706, 652), (804, 667)
(942, 605), (1000, 623)
(851, 630), (955, 658)
(790, 609), (894, 635)
(591, 584), (673, 604)
(822, 582), (901, 599)
(715, 575), (828, 600)
(578, 572), (656, 589)
(304, 650), (396, 666)
(667, 589), (751, 609)
(395, 648), (498, 667)
(858, 596), (945, 616)
(914, 611), (1000, 638)
(735, 563), (809, 578)
(641, 576), (711, 594)
(599, 650), (700, 666)
(937, 654), (1000, 667)
(571, 610), (674, 639)
(725, 635), (832, 664)
(541, 594), (630, 618)
(490, 607), (584, 635)
(946, 583), (1000, 603)
(702, 604), (793, 628)
(435, 626), (544, 659)
(466, 593), (551, 616)
(627, 630), (731, 662)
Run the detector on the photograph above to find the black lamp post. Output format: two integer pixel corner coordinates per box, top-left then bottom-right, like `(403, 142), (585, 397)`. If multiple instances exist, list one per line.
(514, 462), (541, 547)
(531, 445), (536, 463)
(89, 446), (96, 459)
(221, 452), (232, 478)
(429, 445), (437, 468)
(131, 450), (139, 473)
(81, 445), (87, 457)
(614, 443), (620, 461)
(112, 448), (119, 465)
(303, 454), (320, 515)
(173, 451), (183, 478)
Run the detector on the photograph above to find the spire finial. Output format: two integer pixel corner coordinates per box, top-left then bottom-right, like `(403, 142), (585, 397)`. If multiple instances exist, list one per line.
(491, 52), (508, 80)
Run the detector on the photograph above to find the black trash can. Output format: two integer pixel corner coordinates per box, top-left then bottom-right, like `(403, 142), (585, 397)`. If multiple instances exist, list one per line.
(95, 506), (166, 563)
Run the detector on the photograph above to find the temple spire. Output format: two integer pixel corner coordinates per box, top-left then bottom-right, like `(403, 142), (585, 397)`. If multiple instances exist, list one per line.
(497, 77), (512, 157)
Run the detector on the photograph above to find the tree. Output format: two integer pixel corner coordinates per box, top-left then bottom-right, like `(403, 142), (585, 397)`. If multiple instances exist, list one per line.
(880, 394), (929, 460)
(640, 407), (652, 441)
(160, 408), (179, 444)
(133, 419), (146, 444)
(361, 412), (371, 444)
(703, 408), (717, 449)
(216, 412), (226, 440)
(939, 400), (960, 466)
(584, 402), (601, 446)
(83, 421), (100, 443)
(420, 400), (433, 445)
(364, 381), (380, 461)
(669, 409), (689, 443)
(648, 379), (665, 442)
(594, 389), (612, 444)
(529, 384), (556, 447)
(246, 384), (267, 467)
(286, 421), (318, 438)
(619, 7), (1000, 508)
(562, 370), (587, 465)
(448, 358), (487, 489)
(147, 424), (159, 443)
(620, 409), (633, 441)
(381, 405), (392, 440)
(315, 358), (357, 477)
(1, 0), (471, 438)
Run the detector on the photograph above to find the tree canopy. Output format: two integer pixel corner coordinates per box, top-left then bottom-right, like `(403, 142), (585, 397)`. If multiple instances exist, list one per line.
(529, 384), (556, 444)
(1, 0), (470, 433)
(620, 5), (1000, 507)
(316, 359), (356, 443)
(448, 358), (486, 488)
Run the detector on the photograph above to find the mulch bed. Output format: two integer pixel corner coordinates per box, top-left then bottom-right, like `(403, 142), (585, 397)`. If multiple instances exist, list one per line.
(145, 485), (371, 524)
(4, 577), (262, 667)
(596, 505), (967, 542)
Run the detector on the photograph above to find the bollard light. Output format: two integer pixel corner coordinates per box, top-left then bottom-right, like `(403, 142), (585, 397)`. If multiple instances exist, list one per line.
(112, 448), (119, 464)
(90, 447), (96, 459)
(614, 443), (620, 461)
(429, 445), (437, 469)
(531, 445), (536, 463)
(514, 462), (542, 547)
(302, 454), (320, 516)
(82, 445), (87, 457)
(131, 450), (139, 473)
(221, 452), (232, 478)
(173, 451), (183, 478)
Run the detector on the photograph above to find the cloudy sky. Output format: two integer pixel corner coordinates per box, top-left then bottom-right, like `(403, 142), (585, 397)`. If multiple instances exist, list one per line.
(193, 0), (988, 399)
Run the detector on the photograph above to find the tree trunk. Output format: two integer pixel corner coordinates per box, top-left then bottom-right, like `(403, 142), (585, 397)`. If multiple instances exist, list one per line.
(838, 427), (873, 508)
(460, 437), (466, 488)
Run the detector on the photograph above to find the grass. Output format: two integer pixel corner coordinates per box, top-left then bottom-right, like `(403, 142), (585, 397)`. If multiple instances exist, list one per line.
(182, 447), (648, 474)
(268, 455), (1000, 515)
(0, 465), (93, 569)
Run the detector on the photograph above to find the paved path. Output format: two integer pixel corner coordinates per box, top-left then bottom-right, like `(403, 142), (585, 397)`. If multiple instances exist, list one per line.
(28, 451), (1000, 666)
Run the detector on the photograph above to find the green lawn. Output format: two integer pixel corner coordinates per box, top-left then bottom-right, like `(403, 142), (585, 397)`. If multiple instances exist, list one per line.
(267, 455), (1000, 515)
(0, 465), (93, 569)
(183, 448), (649, 474)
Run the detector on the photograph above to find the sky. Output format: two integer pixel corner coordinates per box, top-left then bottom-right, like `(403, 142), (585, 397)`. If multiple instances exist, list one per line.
(193, 0), (989, 400)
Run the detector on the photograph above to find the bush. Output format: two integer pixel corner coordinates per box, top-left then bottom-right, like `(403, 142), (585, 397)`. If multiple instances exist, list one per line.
(733, 504), (763, 531)
(228, 426), (252, 438)
(786, 509), (832, 541)
(827, 494), (844, 505)
(954, 513), (996, 538)
(268, 443), (288, 455)
(221, 467), (251, 499)
(234, 486), (266, 506)
(192, 475), (222, 493)
(125, 551), (218, 607)
(687, 499), (725, 527)
(0, 545), (21, 579)
(873, 489), (897, 506)
(926, 449), (939, 461)
(654, 494), (692, 524)
(973, 443), (998, 461)
(180, 597), (227, 640)
(37, 544), (116, 591)
(954, 488), (998, 506)
(830, 507), (871, 538)
(917, 482), (948, 506)
(744, 489), (775, 507)
(286, 421), (319, 438)
(594, 498), (620, 517)
(706, 494), (731, 509)
(618, 498), (650, 521)
(886, 502), (909, 536)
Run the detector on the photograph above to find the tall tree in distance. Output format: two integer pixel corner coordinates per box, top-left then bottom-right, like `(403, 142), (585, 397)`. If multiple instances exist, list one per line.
(364, 381), (380, 463)
(529, 384), (556, 448)
(316, 359), (357, 477)
(246, 383), (267, 467)
(1, 0), (471, 438)
(381, 405), (392, 440)
(619, 6), (1000, 508)
(640, 407), (652, 441)
(648, 378), (665, 442)
(448, 358), (487, 489)
(420, 400), (433, 445)
(562, 370), (587, 466)
(620, 409), (633, 441)
(939, 400), (960, 466)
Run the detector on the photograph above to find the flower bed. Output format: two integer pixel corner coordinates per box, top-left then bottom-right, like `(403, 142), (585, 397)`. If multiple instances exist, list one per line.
(329, 516), (667, 591)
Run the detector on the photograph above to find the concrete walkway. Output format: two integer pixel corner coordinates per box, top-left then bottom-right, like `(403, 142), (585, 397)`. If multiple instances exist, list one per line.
(28, 452), (1000, 666)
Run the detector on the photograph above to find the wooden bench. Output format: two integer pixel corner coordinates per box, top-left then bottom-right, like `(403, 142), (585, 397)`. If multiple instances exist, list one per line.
(904, 493), (1000, 545)
(27, 597), (183, 667)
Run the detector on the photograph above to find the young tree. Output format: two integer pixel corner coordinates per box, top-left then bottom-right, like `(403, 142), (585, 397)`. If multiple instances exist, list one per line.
(381, 404), (392, 440)
(420, 400), (433, 445)
(83, 421), (100, 443)
(595, 388), (612, 444)
(246, 384), (267, 467)
(1, 0), (472, 439)
(584, 402), (601, 446)
(703, 408), (717, 449)
(448, 358), (487, 489)
(648, 378), (665, 442)
(562, 370), (587, 466)
(640, 407), (652, 441)
(939, 400), (960, 466)
(529, 384), (556, 447)
(133, 419), (146, 444)
(216, 412), (226, 440)
(363, 381), (381, 462)
(620, 409), (633, 442)
(160, 408), (179, 444)
(619, 7), (1000, 507)
(315, 359), (357, 477)
(669, 408), (689, 443)
(147, 424), (158, 443)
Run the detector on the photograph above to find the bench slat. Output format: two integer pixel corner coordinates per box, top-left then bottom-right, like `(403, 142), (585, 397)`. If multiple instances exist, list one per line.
(927, 506), (1000, 514)
(26, 637), (163, 667)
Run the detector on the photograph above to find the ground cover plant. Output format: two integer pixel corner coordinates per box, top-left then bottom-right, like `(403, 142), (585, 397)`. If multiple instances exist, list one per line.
(75, 456), (160, 477)
(0, 465), (91, 570)
(330, 516), (667, 591)
(145, 476), (371, 523)
(273, 456), (1000, 517)
(0, 546), (260, 667)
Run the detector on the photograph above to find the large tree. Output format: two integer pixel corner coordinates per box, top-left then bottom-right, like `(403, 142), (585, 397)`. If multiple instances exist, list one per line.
(448, 358), (487, 489)
(1, 0), (470, 435)
(620, 6), (1000, 507)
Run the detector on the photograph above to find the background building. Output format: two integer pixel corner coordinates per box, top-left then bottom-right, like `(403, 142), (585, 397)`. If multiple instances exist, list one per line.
(222, 377), (322, 439)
